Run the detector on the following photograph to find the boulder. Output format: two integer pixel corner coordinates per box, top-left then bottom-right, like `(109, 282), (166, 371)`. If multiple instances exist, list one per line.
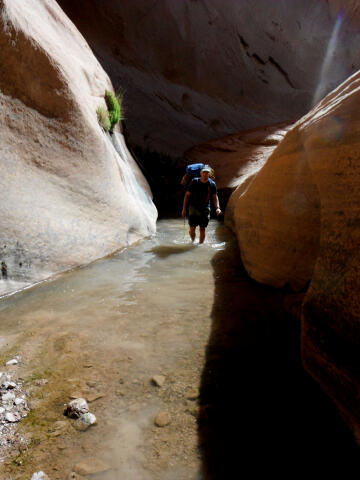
(58, 0), (360, 156)
(226, 71), (360, 442)
(0, 0), (157, 296)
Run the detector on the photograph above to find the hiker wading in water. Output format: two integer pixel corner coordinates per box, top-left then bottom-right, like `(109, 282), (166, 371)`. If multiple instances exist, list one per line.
(182, 165), (222, 243)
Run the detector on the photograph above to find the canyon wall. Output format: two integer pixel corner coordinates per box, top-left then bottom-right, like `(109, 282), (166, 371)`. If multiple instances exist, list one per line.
(225, 72), (360, 442)
(58, 0), (360, 157)
(0, 0), (157, 296)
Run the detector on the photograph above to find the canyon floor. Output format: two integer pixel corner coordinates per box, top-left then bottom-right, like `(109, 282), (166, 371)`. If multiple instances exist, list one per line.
(0, 220), (357, 479)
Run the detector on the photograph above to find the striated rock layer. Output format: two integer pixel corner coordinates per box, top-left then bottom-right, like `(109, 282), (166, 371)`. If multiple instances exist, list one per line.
(226, 72), (360, 442)
(0, 0), (157, 296)
(58, 0), (360, 157)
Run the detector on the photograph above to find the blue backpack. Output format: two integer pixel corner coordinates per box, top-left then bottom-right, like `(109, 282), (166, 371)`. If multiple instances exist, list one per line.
(186, 163), (204, 177)
(181, 163), (204, 190)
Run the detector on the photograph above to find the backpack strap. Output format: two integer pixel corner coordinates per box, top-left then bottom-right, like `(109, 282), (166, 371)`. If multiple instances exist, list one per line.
(206, 183), (211, 205)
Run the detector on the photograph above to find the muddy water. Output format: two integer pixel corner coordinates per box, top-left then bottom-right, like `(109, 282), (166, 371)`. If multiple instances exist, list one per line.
(0, 219), (228, 479)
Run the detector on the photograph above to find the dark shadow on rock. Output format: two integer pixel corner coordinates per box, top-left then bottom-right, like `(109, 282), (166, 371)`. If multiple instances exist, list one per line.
(198, 227), (359, 478)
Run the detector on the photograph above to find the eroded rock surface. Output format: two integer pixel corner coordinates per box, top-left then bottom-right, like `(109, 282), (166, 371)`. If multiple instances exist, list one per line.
(58, 0), (360, 156)
(0, 0), (157, 296)
(226, 71), (360, 442)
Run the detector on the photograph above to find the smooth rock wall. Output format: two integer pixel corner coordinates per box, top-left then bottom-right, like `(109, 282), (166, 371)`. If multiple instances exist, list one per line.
(225, 71), (360, 442)
(0, 0), (157, 296)
(58, 0), (360, 156)
(226, 126), (321, 291)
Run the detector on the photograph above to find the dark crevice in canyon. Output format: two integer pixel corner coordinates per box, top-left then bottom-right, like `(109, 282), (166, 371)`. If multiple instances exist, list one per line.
(268, 55), (295, 88)
(252, 53), (266, 65)
(121, 120), (194, 219)
(238, 34), (249, 49)
(238, 33), (295, 88)
(199, 229), (359, 478)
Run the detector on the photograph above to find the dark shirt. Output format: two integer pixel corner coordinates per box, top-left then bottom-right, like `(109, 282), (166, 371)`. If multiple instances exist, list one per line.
(188, 178), (217, 211)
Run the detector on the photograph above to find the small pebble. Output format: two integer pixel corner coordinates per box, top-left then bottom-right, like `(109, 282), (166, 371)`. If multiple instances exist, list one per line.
(185, 388), (199, 400)
(151, 375), (166, 387)
(31, 473), (50, 480)
(6, 359), (18, 366)
(154, 411), (171, 427)
(79, 412), (97, 425)
(5, 412), (18, 422)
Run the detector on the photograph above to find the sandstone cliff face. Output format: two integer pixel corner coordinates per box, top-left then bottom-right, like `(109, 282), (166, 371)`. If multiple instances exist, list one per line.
(58, 0), (360, 157)
(0, 0), (157, 296)
(225, 72), (360, 441)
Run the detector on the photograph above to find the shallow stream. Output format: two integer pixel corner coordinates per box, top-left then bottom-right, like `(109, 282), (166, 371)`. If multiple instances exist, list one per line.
(0, 218), (357, 479)
(0, 219), (228, 479)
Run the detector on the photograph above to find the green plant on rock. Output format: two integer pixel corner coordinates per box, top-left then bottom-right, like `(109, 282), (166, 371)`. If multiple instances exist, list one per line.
(96, 105), (111, 132)
(105, 90), (122, 133)
(96, 90), (123, 134)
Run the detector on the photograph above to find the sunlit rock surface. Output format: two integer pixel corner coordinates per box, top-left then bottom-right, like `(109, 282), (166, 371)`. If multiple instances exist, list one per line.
(57, 0), (360, 156)
(226, 71), (360, 441)
(0, 0), (157, 296)
(225, 125), (321, 291)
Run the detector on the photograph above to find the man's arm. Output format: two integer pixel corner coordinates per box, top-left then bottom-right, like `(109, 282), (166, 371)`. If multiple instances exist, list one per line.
(212, 193), (222, 216)
(182, 191), (191, 218)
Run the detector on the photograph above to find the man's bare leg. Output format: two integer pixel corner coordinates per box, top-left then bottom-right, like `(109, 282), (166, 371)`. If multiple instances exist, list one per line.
(199, 227), (206, 244)
(189, 226), (196, 242)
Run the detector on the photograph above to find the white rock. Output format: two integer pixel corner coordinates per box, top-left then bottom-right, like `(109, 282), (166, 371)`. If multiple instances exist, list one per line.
(5, 412), (18, 422)
(2, 392), (15, 402)
(0, 407), (5, 414)
(3, 381), (16, 389)
(65, 398), (89, 418)
(79, 412), (97, 425)
(31, 472), (50, 480)
(6, 359), (18, 366)
(15, 397), (25, 405)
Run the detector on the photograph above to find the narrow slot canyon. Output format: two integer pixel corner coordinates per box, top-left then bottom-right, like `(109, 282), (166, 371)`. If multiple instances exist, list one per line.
(0, 1), (359, 478)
